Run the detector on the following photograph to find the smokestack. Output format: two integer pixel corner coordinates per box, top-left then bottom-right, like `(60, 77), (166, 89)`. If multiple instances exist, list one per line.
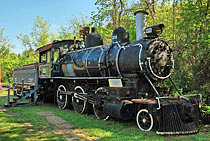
(134, 11), (149, 40)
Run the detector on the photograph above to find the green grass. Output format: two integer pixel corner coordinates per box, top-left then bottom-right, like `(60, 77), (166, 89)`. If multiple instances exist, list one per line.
(0, 90), (65, 140)
(0, 107), (64, 140)
(0, 89), (210, 141)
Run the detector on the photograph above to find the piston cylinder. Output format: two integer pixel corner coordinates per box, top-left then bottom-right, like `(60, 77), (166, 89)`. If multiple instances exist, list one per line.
(103, 102), (134, 120)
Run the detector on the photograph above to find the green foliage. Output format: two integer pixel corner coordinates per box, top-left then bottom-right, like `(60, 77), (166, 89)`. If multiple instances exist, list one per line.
(172, 0), (209, 96)
(58, 14), (91, 40)
(202, 105), (210, 115)
(91, 0), (135, 44)
(0, 28), (14, 57)
(94, 25), (113, 44)
(121, 15), (136, 42)
(16, 16), (56, 66)
(91, 0), (127, 29)
(16, 34), (32, 49)
(31, 16), (52, 48)
(1, 53), (22, 83)
(0, 28), (16, 84)
(17, 16), (56, 50)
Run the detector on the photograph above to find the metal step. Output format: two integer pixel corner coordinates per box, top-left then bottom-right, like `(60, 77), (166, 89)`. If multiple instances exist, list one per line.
(16, 90), (31, 96)
(9, 101), (16, 104)
(13, 97), (21, 102)
(16, 95), (23, 98)
(24, 87), (32, 90)
(16, 89), (30, 93)
(22, 90), (30, 93)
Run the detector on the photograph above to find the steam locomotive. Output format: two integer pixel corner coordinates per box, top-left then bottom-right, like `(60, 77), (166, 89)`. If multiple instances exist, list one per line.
(9, 11), (200, 135)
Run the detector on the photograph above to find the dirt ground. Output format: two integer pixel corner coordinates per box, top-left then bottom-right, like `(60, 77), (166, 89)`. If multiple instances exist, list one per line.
(37, 111), (95, 141)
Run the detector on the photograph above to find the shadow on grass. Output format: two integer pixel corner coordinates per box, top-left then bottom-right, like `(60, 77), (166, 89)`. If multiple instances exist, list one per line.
(42, 103), (210, 141)
(39, 103), (163, 141)
(0, 95), (66, 140)
(0, 109), (66, 140)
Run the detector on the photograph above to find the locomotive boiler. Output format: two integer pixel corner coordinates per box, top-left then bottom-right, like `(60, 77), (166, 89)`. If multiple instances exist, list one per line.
(61, 32), (174, 81)
(8, 11), (200, 135)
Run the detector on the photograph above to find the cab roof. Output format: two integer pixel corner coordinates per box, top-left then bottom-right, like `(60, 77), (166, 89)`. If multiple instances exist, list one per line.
(36, 40), (80, 53)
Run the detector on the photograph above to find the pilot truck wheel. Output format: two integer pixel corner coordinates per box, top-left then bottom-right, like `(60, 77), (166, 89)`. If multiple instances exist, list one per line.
(136, 109), (154, 131)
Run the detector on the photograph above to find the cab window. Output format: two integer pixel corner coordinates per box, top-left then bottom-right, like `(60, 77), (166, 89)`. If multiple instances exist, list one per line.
(54, 49), (59, 62)
(47, 51), (51, 63)
(40, 53), (47, 63)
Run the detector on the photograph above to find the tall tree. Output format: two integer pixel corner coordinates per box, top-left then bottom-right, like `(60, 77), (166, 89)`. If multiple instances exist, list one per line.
(31, 16), (52, 48)
(17, 16), (55, 49)
(174, 0), (209, 94)
(58, 14), (91, 40)
(17, 16), (57, 64)
(1, 53), (20, 83)
(91, 0), (127, 29)
(0, 28), (15, 84)
(0, 28), (13, 56)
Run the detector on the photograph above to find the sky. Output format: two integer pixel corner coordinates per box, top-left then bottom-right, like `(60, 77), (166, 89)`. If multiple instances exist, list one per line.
(0, 0), (98, 54)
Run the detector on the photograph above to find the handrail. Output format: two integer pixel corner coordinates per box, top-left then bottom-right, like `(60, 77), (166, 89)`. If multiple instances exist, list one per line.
(147, 57), (174, 80)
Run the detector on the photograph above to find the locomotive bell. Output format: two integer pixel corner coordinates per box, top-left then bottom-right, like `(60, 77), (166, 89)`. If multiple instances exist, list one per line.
(134, 10), (148, 40)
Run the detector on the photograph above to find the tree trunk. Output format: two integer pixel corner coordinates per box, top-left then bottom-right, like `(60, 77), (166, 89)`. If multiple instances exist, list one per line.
(145, 0), (154, 23)
(118, 0), (124, 27)
(113, 0), (117, 29)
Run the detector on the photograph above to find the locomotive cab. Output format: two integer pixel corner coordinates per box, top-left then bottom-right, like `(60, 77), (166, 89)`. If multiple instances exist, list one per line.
(37, 40), (81, 77)
(38, 44), (53, 78)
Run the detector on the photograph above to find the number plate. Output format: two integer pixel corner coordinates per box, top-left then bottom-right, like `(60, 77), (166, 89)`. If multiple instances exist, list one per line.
(108, 79), (123, 87)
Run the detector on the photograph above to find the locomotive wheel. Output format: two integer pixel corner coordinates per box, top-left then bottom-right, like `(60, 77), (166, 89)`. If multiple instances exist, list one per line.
(93, 87), (109, 120)
(136, 109), (154, 131)
(72, 86), (88, 114)
(57, 85), (69, 109)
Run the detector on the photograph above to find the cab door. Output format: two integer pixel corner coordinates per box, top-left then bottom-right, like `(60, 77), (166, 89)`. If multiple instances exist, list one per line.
(51, 48), (62, 77)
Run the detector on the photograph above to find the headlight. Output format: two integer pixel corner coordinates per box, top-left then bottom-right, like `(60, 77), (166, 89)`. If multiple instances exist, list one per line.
(145, 24), (165, 37)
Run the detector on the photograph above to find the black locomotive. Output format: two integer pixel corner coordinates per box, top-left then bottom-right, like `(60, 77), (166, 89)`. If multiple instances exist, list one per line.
(8, 11), (200, 135)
